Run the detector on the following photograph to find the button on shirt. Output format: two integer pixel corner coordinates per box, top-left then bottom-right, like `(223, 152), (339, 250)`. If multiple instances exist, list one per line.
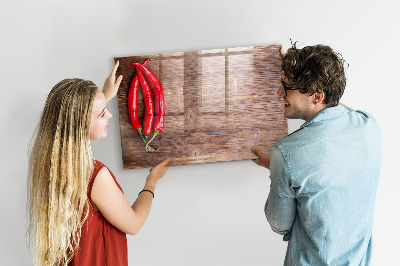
(266, 105), (382, 266)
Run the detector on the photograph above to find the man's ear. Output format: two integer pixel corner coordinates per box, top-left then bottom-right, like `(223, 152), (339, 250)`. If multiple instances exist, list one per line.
(313, 92), (325, 104)
(280, 46), (285, 57)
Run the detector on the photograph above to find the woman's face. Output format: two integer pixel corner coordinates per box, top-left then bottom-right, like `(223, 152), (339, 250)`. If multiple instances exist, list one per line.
(90, 89), (112, 141)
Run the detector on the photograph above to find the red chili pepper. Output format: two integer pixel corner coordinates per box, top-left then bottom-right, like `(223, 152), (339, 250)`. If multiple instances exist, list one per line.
(131, 62), (165, 150)
(127, 60), (149, 145)
(128, 74), (141, 130)
(137, 69), (154, 138)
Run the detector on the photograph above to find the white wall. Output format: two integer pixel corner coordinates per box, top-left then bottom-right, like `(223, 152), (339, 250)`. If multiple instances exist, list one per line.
(1, 0), (399, 265)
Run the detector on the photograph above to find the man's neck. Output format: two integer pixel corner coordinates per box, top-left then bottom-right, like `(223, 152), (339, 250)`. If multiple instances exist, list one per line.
(304, 104), (327, 121)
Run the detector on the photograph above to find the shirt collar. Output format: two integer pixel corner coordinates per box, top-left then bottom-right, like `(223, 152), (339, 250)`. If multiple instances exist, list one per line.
(300, 105), (349, 129)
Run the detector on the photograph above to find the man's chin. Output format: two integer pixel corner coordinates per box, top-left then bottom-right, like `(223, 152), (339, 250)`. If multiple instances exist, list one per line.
(284, 110), (293, 119)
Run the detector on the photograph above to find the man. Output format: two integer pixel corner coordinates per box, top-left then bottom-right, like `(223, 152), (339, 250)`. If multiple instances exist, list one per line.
(252, 44), (382, 265)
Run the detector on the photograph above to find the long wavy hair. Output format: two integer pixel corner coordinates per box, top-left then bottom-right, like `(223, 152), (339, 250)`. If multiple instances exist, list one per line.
(28, 79), (98, 265)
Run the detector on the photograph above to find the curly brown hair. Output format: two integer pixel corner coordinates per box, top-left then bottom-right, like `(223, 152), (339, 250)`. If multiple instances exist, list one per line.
(281, 42), (348, 107)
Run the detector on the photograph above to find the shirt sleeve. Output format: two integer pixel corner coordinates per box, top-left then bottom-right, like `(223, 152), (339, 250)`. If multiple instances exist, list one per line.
(266, 145), (297, 241)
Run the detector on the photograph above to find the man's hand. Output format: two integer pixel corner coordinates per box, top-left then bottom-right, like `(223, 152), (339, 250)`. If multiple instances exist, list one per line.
(103, 61), (123, 103)
(251, 147), (271, 169)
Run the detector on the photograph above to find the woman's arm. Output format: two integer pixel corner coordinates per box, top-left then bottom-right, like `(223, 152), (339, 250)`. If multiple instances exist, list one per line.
(91, 158), (170, 235)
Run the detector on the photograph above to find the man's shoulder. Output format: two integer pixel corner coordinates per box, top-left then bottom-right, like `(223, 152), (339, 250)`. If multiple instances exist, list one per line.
(273, 129), (310, 157)
(274, 108), (381, 156)
(349, 109), (380, 126)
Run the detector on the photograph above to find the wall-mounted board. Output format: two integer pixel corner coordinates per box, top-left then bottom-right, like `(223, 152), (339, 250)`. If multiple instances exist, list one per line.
(115, 45), (287, 169)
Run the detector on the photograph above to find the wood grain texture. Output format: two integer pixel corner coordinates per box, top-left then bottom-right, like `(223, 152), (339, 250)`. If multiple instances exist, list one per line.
(114, 45), (287, 169)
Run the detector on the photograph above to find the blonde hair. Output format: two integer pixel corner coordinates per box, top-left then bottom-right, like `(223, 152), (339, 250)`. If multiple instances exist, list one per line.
(28, 79), (98, 265)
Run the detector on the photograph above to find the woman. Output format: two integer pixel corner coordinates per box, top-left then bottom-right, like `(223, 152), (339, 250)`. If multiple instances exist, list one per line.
(27, 62), (170, 265)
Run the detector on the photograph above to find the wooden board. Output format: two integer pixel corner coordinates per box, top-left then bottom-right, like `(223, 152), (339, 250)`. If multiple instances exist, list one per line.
(114, 45), (287, 169)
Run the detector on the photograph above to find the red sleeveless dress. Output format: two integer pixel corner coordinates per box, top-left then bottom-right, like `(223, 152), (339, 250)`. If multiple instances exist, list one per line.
(69, 160), (128, 266)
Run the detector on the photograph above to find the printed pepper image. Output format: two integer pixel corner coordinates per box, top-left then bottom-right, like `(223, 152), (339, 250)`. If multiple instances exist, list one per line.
(128, 59), (165, 152)
(127, 60), (148, 144)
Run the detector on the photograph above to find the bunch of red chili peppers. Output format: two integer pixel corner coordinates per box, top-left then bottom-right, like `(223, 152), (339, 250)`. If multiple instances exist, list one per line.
(128, 59), (165, 152)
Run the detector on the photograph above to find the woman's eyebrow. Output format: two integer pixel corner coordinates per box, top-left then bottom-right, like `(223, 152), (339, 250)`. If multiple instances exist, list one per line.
(97, 107), (106, 117)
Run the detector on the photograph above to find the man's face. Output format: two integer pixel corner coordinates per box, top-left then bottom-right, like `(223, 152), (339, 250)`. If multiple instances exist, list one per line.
(277, 74), (315, 121)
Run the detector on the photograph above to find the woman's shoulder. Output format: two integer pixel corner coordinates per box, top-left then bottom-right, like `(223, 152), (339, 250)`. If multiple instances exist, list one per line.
(93, 160), (116, 177)
(90, 160), (107, 188)
(93, 159), (105, 169)
(91, 160), (123, 193)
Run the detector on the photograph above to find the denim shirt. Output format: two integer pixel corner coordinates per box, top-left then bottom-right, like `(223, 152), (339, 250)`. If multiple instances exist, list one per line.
(266, 105), (382, 266)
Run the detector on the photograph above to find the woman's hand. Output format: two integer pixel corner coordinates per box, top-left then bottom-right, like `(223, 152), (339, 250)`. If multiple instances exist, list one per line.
(146, 158), (171, 186)
(251, 147), (271, 169)
(103, 61), (123, 103)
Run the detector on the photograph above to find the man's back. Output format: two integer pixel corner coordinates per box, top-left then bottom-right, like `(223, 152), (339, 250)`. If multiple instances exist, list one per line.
(267, 105), (382, 266)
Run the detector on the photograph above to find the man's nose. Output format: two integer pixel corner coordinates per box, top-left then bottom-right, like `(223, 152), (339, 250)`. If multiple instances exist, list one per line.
(277, 85), (285, 97)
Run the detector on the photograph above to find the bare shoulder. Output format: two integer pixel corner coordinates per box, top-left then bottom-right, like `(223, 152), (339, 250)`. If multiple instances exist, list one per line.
(95, 166), (113, 182)
(91, 166), (120, 203)
(90, 164), (135, 234)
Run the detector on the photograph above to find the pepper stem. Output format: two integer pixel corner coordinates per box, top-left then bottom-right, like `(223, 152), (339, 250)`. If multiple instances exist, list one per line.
(145, 131), (159, 152)
(145, 142), (157, 152)
(142, 134), (157, 152)
(139, 129), (153, 151)
(136, 128), (146, 143)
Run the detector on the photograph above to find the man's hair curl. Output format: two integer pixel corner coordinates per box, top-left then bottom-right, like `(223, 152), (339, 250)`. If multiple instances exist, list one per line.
(282, 42), (348, 107)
